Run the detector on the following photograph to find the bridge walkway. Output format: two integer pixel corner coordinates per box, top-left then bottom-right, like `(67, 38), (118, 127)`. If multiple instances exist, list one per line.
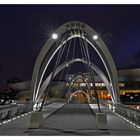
(0, 103), (140, 135)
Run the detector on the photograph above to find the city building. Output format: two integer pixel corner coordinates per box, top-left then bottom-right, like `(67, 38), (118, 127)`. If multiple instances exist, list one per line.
(9, 68), (140, 105)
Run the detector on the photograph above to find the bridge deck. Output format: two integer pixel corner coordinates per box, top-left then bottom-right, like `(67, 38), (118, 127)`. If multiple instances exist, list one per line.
(0, 103), (140, 136)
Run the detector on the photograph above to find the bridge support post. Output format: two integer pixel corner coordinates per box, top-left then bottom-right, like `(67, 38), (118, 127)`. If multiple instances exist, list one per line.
(29, 111), (43, 129)
(6, 110), (12, 119)
(0, 112), (3, 122)
(96, 113), (107, 129)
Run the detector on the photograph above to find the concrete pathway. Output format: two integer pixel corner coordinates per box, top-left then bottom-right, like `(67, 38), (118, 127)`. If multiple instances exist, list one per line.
(0, 102), (65, 136)
(25, 104), (140, 136)
(89, 104), (140, 135)
(0, 103), (140, 136)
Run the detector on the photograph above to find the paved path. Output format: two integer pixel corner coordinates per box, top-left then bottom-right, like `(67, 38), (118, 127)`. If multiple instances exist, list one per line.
(0, 103), (140, 136)
(89, 104), (140, 135)
(0, 102), (65, 136)
(29, 104), (97, 135)
(26, 104), (140, 136)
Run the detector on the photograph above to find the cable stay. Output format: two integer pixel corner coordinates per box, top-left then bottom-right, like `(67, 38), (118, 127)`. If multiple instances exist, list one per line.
(39, 31), (69, 111)
(40, 28), (101, 112)
(56, 37), (72, 90)
(79, 29), (101, 113)
(64, 37), (77, 99)
(65, 37), (76, 79)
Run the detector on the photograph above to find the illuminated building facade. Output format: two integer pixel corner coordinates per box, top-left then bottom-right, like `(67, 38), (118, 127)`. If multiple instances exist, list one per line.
(9, 68), (140, 105)
(66, 69), (140, 104)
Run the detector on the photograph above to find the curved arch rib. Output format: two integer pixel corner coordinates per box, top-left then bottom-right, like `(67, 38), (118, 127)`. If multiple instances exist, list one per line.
(68, 90), (90, 103)
(31, 21), (119, 103)
(35, 58), (115, 103)
(68, 73), (90, 100)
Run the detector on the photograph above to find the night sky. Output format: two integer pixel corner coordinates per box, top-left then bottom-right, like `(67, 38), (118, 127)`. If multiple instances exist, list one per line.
(0, 5), (140, 90)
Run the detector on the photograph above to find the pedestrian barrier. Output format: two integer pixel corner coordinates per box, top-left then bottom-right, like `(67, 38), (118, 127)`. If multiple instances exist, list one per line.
(103, 101), (140, 126)
(0, 104), (30, 122)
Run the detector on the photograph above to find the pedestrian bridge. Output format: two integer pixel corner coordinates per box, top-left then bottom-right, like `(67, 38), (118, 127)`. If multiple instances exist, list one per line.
(0, 100), (140, 135)
(0, 21), (140, 136)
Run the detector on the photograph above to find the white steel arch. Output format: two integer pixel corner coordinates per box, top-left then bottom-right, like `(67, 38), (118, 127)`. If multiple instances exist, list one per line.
(35, 58), (115, 104)
(68, 90), (90, 103)
(31, 21), (120, 104)
(66, 74), (91, 102)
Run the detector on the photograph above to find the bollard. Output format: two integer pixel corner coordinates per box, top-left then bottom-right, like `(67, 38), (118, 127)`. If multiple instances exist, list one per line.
(96, 113), (107, 129)
(29, 111), (43, 129)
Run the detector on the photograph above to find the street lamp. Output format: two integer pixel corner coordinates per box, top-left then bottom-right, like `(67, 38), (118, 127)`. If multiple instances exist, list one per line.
(52, 33), (58, 40)
(93, 34), (98, 40)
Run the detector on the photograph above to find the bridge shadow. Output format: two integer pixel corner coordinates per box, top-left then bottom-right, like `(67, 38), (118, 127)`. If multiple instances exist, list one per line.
(24, 127), (110, 136)
(25, 104), (111, 135)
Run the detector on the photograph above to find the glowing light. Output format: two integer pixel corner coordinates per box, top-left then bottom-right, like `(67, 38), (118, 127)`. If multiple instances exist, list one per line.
(66, 64), (69, 67)
(52, 33), (58, 40)
(3, 121), (8, 124)
(12, 118), (16, 121)
(133, 123), (136, 126)
(130, 96), (133, 100)
(69, 77), (71, 80)
(93, 35), (98, 40)
(7, 119), (12, 122)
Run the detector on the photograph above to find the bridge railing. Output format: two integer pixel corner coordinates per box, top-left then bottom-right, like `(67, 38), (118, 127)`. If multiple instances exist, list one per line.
(100, 100), (140, 126)
(32, 98), (66, 111)
(0, 103), (30, 122)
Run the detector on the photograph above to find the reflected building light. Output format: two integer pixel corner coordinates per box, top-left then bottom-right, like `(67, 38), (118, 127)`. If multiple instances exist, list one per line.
(101, 83), (105, 86)
(80, 83), (86, 87)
